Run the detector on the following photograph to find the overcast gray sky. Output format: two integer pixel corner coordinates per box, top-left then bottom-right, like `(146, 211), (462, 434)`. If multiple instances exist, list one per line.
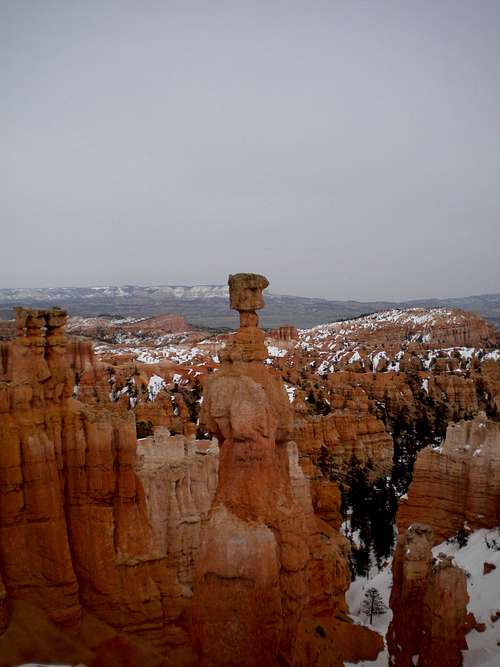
(1, 1), (499, 300)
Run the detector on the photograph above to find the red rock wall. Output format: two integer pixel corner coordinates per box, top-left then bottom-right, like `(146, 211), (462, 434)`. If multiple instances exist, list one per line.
(0, 309), (215, 659)
(291, 407), (393, 480)
(268, 325), (299, 341)
(398, 414), (500, 543)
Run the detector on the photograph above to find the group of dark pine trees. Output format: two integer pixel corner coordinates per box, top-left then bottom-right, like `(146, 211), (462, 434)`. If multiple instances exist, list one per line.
(319, 448), (399, 577)
(341, 454), (398, 577)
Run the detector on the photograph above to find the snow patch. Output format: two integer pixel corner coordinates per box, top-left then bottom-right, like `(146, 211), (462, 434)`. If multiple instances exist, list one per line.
(266, 345), (288, 358)
(147, 374), (165, 401)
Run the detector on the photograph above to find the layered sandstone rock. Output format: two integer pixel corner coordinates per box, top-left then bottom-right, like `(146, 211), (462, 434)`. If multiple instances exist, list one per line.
(388, 524), (469, 667)
(134, 429), (219, 589)
(0, 308), (83, 627)
(0, 307), (214, 662)
(481, 359), (500, 415)
(329, 412), (393, 475)
(0, 296), (385, 666)
(327, 369), (481, 433)
(192, 273), (382, 666)
(398, 414), (500, 542)
(289, 374), (394, 483)
(291, 409), (393, 481)
(269, 325), (299, 342)
(279, 309), (499, 483)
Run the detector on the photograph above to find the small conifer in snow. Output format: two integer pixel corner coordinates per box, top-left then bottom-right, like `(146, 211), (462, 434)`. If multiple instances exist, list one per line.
(361, 587), (387, 624)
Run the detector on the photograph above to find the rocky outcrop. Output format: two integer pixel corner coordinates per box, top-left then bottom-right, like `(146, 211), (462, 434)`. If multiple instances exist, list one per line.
(134, 429), (219, 592)
(329, 412), (393, 475)
(300, 308), (496, 373)
(327, 369), (481, 432)
(269, 325), (299, 342)
(398, 414), (500, 543)
(289, 376), (394, 482)
(192, 273), (382, 666)
(0, 318), (15, 341)
(388, 524), (469, 667)
(481, 359), (500, 415)
(279, 308), (499, 489)
(0, 307), (84, 627)
(291, 409), (393, 482)
(67, 313), (193, 340)
(0, 295), (385, 666)
(0, 307), (215, 662)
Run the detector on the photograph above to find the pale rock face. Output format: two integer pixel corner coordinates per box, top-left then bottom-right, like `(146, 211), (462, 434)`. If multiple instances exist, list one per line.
(135, 428), (219, 582)
(287, 440), (315, 513)
(192, 504), (283, 667)
(398, 414), (500, 542)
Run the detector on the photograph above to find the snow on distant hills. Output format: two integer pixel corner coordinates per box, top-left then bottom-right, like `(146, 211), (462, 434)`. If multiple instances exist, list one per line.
(0, 285), (499, 330)
(0, 284), (229, 302)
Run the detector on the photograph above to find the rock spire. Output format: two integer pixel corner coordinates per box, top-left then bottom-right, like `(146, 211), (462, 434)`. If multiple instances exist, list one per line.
(192, 273), (381, 667)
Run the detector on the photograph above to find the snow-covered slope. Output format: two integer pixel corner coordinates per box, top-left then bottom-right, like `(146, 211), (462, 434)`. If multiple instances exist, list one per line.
(297, 307), (497, 374)
(344, 529), (500, 666)
(345, 561), (393, 667)
(433, 529), (500, 667)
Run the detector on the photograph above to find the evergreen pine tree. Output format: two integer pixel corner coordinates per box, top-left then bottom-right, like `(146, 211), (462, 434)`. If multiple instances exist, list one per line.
(370, 477), (396, 567)
(361, 587), (387, 624)
(352, 546), (370, 578)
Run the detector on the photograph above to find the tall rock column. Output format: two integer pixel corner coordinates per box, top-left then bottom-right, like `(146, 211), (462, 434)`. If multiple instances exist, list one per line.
(191, 274), (368, 667)
(192, 273), (301, 666)
(388, 523), (469, 667)
(0, 308), (81, 627)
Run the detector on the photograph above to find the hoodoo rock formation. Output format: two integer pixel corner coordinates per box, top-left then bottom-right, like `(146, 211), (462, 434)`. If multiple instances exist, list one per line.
(192, 273), (382, 666)
(3, 287), (496, 665)
(0, 307), (215, 664)
(388, 524), (469, 667)
(398, 414), (500, 543)
(0, 285), (387, 666)
(269, 324), (299, 342)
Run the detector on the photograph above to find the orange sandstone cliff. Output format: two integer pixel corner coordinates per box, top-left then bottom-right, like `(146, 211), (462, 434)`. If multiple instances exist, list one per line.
(398, 414), (500, 543)
(0, 307), (213, 664)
